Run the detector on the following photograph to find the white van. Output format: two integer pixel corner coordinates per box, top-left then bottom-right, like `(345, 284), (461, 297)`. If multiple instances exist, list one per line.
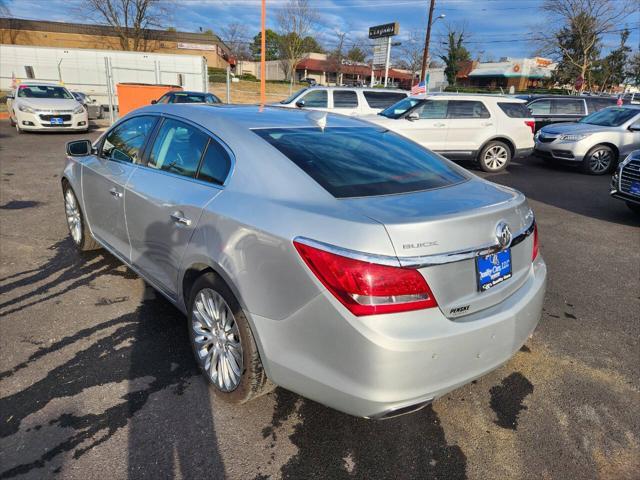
(277, 86), (409, 116)
(364, 94), (535, 172)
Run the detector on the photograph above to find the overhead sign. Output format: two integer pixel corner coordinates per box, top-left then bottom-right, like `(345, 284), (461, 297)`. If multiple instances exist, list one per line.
(372, 37), (388, 67)
(369, 22), (399, 39)
(177, 42), (217, 52)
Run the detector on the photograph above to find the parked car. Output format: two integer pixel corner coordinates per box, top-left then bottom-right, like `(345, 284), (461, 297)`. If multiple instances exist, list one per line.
(61, 104), (546, 419)
(7, 81), (89, 133)
(363, 94), (535, 172)
(152, 91), (221, 105)
(518, 94), (624, 132)
(299, 77), (317, 86)
(71, 91), (102, 120)
(610, 150), (640, 213)
(278, 86), (409, 116)
(534, 106), (640, 174)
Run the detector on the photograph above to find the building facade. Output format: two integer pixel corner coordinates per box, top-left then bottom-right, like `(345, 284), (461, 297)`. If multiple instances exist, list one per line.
(458, 57), (556, 91)
(0, 18), (231, 69)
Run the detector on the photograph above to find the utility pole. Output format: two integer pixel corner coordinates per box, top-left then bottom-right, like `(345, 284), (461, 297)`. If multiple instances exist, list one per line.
(420, 0), (436, 82)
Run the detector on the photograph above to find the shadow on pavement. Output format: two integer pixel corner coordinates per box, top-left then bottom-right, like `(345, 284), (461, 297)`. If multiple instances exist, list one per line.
(0, 242), (225, 479)
(261, 389), (467, 480)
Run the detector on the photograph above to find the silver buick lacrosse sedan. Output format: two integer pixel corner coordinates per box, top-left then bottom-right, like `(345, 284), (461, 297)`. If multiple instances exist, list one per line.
(61, 104), (546, 419)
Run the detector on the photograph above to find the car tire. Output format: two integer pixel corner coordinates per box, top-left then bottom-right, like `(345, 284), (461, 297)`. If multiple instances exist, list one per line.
(581, 145), (615, 175)
(9, 115), (15, 127)
(62, 183), (101, 252)
(188, 272), (273, 404)
(478, 141), (512, 173)
(626, 201), (640, 215)
(15, 121), (22, 135)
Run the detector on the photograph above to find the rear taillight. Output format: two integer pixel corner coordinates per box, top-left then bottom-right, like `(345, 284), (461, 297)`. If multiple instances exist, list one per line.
(532, 223), (539, 261)
(525, 120), (535, 134)
(293, 240), (437, 316)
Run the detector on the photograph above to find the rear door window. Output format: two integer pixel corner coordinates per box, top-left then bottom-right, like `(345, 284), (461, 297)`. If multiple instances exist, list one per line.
(253, 126), (468, 198)
(551, 99), (585, 115)
(333, 90), (358, 108)
(447, 100), (490, 119)
(498, 102), (531, 118)
(197, 140), (232, 185)
(301, 90), (328, 108)
(147, 118), (209, 178)
(363, 91), (407, 109)
(101, 115), (157, 163)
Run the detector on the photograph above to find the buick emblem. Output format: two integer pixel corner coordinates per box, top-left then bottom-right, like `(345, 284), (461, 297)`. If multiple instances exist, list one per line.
(496, 222), (512, 249)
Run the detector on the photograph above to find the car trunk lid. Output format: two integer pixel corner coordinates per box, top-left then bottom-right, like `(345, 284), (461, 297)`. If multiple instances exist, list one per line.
(341, 178), (535, 318)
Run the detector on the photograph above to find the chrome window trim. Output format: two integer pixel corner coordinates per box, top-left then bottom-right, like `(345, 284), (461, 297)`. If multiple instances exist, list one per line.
(294, 217), (536, 269)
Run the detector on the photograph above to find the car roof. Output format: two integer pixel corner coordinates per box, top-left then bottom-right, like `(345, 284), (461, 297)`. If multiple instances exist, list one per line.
(17, 81), (64, 87)
(412, 93), (526, 103)
(168, 91), (211, 95)
(139, 103), (372, 131)
(304, 86), (407, 93)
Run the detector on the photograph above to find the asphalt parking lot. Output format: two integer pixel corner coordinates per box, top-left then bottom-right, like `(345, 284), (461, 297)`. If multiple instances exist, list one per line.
(0, 121), (638, 480)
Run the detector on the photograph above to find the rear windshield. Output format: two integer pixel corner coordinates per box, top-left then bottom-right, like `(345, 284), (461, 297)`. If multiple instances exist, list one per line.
(579, 107), (639, 127)
(363, 91), (408, 109)
(498, 102), (531, 118)
(253, 127), (468, 198)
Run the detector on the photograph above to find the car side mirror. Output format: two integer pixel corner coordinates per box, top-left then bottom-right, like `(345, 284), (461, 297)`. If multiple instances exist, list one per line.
(151, 99), (157, 104)
(295, 99), (305, 108)
(66, 140), (92, 156)
(629, 124), (640, 132)
(406, 112), (420, 121)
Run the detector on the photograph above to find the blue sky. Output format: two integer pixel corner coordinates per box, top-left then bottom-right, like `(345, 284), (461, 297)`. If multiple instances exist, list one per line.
(4, 0), (640, 60)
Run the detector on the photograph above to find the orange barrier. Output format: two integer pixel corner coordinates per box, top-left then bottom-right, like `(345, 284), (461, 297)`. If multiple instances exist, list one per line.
(116, 83), (182, 116)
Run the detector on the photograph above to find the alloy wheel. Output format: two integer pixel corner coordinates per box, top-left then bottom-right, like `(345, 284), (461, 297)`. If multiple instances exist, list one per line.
(64, 189), (82, 244)
(483, 145), (508, 170)
(588, 149), (611, 174)
(192, 288), (243, 392)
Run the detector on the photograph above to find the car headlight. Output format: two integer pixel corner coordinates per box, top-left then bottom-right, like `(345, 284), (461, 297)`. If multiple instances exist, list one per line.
(559, 133), (589, 142)
(18, 104), (35, 114)
(73, 105), (86, 114)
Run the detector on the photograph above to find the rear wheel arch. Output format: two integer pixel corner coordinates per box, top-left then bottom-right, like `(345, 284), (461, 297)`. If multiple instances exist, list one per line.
(482, 136), (515, 157)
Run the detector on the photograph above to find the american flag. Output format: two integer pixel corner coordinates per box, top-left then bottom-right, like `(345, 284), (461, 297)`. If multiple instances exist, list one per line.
(411, 81), (426, 95)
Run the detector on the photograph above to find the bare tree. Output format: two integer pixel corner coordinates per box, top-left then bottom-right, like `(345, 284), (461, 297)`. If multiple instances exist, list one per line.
(0, 0), (10, 16)
(398, 30), (424, 80)
(83, 0), (168, 51)
(539, 0), (634, 90)
(276, 0), (319, 81)
(221, 22), (251, 61)
(327, 30), (347, 85)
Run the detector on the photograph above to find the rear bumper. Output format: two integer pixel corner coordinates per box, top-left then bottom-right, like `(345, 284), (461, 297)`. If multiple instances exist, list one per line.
(251, 256), (547, 418)
(515, 147), (534, 159)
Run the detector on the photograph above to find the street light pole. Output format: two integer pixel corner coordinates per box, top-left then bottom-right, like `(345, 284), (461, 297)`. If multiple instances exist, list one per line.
(420, 0), (436, 82)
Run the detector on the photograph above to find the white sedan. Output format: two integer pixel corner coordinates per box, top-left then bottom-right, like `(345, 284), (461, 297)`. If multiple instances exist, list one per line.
(7, 82), (89, 133)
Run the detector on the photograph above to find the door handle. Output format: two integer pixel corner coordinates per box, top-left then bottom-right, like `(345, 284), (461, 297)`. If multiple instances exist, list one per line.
(170, 212), (192, 226)
(481, 122), (493, 126)
(434, 123), (446, 127)
(109, 188), (123, 198)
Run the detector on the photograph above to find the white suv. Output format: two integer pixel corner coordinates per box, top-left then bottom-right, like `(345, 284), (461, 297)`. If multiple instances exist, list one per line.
(363, 94), (535, 172)
(277, 86), (409, 116)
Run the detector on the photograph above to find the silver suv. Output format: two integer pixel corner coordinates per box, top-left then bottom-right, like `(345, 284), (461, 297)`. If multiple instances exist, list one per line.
(62, 104), (546, 419)
(534, 106), (640, 174)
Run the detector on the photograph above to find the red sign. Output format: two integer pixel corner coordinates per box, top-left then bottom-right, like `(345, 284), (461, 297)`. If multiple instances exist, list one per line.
(574, 76), (584, 90)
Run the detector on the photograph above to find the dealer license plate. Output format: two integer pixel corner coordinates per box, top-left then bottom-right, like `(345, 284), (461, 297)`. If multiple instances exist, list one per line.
(50, 117), (64, 125)
(476, 249), (512, 292)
